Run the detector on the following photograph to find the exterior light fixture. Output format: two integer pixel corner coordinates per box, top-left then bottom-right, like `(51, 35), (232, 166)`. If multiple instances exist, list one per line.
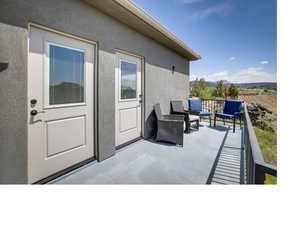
(0, 62), (9, 72)
(172, 65), (175, 74)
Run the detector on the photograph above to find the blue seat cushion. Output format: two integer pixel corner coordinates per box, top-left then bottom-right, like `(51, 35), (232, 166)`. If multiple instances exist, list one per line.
(223, 100), (242, 115)
(188, 98), (202, 112)
(215, 113), (238, 119)
(199, 112), (212, 116)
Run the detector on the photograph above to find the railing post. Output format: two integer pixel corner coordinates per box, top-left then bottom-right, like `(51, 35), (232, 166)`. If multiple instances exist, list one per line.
(254, 165), (266, 184)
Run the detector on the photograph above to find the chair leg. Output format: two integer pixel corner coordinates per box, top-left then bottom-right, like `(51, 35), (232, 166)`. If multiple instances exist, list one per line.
(233, 118), (236, 133)
(240, 117), (242, 128)
(214, 115), (216, 127)
(209, 116), (211, 127)
(177, 135), (184, 147)
(184, 116), (189, 133)
(187, 122), (191, 133)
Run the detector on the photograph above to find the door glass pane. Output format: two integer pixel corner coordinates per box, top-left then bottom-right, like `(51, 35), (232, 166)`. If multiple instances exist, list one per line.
(120, 61), (137, 99)
(49, 44), (85, 105)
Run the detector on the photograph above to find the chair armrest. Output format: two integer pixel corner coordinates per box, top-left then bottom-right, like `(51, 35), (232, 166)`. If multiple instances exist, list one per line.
(188, 110), (200, 115)
(233, 112), (242, 118)
(158, 118), (184, 124)
(172, 111), (188, 116)
(162, 115), (184, 121)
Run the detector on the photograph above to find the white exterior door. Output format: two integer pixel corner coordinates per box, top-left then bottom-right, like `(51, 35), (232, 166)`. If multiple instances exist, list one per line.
(28, 27), (95, 183)
(115, 53), (142, 146)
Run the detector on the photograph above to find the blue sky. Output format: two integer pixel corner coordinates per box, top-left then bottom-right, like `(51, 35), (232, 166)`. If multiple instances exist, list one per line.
(132, 0), (277, 83)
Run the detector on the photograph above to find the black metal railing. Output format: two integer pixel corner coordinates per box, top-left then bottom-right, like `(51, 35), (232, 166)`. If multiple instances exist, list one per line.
(243, 103), (277, 184)
(199, 98), (277, 184)
(201, 98), (225, 113)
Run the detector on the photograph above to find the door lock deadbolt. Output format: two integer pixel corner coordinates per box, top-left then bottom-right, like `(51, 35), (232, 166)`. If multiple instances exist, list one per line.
(30, 99), (37, 105)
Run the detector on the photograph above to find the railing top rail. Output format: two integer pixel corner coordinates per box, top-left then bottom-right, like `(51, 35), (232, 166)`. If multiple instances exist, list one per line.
(243, 103), (277, 176)
(199, 98), (242, 101)
(200, 98), (225, 101)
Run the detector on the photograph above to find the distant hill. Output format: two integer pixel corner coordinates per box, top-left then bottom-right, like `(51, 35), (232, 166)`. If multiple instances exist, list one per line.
(190, 80), (277, 89)
(233, 82), (277, 88)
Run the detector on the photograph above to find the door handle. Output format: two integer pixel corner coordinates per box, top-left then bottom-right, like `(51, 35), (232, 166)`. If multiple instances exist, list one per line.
(30, 110), (45, 116)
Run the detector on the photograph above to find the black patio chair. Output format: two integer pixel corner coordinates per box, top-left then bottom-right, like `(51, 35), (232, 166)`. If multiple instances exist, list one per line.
(170, 100), (199, 133)
(154, 103), (184, 146)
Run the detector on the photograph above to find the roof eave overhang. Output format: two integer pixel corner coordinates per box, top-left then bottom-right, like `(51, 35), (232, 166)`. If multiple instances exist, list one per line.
(83, 0), (201, 61)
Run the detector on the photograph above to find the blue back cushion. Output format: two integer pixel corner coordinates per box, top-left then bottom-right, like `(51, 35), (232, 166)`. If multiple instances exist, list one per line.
(188, 98), (202, 112)
(223, 100), (242, 115)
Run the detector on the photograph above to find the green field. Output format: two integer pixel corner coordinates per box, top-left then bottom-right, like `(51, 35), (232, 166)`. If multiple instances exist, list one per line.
(254, 127), (277, 184)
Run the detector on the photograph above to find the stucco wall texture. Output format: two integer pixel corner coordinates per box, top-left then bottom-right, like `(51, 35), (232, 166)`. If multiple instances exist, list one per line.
(0, 0), (190, 183)
(0, 23), (28, 183)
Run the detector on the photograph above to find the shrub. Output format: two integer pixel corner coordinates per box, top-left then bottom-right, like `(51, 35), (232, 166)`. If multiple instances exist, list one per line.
(227, 84), (239, 99)
(212, 80), (227, 98)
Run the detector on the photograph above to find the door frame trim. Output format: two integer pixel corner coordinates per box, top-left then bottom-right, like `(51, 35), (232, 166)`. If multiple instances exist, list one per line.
(28, 22), (97, 45)
(114, 49), (145, 141)
(27, 23), (99, 183)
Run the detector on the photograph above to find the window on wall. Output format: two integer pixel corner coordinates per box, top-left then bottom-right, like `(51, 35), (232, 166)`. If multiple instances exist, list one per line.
(120, 61), (137, 99)
(49, 44), (85, 105)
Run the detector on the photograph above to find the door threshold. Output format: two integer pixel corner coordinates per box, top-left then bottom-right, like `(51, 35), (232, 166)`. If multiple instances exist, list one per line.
(116, 137), (142, 150)
(33, 157), (96, 184)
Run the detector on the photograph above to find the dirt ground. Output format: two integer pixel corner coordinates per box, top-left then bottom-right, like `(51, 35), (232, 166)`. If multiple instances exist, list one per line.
(238, 93), (277, 114)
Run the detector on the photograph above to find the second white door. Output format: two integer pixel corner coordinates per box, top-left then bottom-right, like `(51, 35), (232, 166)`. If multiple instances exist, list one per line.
(115, 52), (142, 146)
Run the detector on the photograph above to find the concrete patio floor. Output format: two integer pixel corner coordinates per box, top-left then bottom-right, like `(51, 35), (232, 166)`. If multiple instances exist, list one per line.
(50, 122), (243, 184)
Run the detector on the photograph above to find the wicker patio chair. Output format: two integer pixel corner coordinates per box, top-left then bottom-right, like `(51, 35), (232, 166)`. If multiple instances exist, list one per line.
(154, 103), (184, 146)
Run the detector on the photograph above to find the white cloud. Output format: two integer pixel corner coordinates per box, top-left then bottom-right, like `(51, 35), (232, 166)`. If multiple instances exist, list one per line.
(260, 60), (269, 64)
(229, 57), (236, 61)
(190, 71), (228, 81)
(196, 67), (277, 83)
(189, 74), (200, 81)
(192, 1), (233, 20)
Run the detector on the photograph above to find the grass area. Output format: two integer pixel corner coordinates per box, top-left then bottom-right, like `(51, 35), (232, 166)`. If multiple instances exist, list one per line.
(254, 127), (277, 165)
(265, 174), (277, 184)
(254, 127), (277, 184)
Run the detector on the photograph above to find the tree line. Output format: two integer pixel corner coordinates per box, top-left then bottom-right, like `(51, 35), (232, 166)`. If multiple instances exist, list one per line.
(190, 79), (239, 99)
